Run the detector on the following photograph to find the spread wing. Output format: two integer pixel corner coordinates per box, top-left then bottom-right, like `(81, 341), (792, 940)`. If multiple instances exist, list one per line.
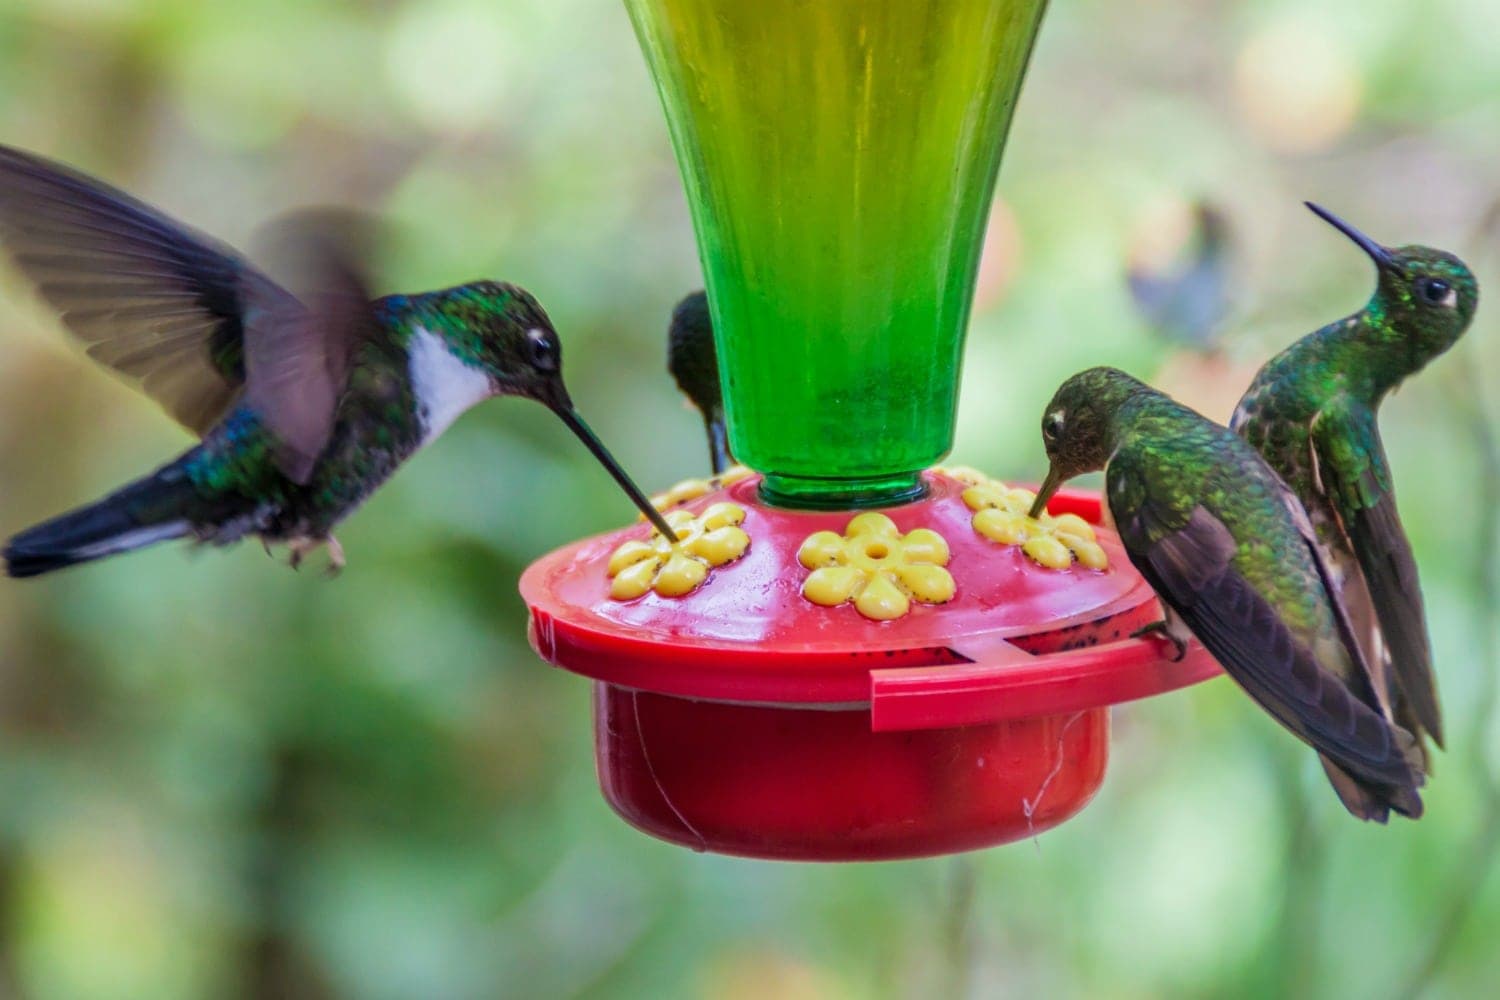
(0, 143), (257, 432)
(1108, 445), (1420, 805)
(0, 145), (375, 484)
(1310, 397), (1442, 747)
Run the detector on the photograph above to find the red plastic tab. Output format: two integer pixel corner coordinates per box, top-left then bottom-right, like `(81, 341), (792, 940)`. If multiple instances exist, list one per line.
(869, 636), (1223, 732)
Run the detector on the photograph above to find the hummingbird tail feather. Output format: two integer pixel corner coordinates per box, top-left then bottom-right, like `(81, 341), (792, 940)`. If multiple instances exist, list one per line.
(4, 470), (199, 578)
(1317, 754), (1423, 823)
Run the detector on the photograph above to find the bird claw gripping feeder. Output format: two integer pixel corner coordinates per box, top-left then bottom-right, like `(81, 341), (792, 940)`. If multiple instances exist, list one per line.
(522, 0), (1220, 860)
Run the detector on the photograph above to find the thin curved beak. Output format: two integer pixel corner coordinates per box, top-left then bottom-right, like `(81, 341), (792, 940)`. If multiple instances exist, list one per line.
(1029, 466), (1063, 519)
(552, 405), (679, 541)
(1305, 202), (1392, 267)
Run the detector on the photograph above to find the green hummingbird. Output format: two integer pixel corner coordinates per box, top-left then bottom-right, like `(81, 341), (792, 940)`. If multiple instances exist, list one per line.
(1030, 366), (1425, 821)
(666, 290), (731, 475)
(0, 144), (677, 577)
(1231, 204), (1479, 766)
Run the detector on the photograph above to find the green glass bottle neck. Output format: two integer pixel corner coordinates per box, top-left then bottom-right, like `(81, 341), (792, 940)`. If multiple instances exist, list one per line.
(757, 470), (929, 511)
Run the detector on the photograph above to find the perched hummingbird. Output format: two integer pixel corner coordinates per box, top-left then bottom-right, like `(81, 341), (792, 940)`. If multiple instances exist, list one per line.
(0, 144), (677, 577)
(1232, 204), (1478, 766)
(1030, 367), (1425, 821)
(666, 290), (731, 475)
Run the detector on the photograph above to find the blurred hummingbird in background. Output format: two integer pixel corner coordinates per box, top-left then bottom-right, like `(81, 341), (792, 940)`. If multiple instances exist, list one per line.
(1127, 201), (1233, 354)
(1030, 366), (1426, 821)
(0, 144), (677, 577)
(1232, 204), (1478, 772)
(666, 289), (732, 475)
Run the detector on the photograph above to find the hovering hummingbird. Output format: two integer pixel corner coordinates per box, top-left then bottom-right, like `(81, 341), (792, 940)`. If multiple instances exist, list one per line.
(1232, 204), (1478, 766)
(666, 290), (731, 475)
(1127, 201), (1233, 353)
(1030, 366), (1425, 821)
(0, 144), (677, 577)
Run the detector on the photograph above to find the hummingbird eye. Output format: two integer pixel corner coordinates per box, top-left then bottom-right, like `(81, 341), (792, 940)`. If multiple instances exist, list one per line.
(1043, 411), (1066, 444)
(1417, 277), (1454, 307)
(526, 328), (560, 371)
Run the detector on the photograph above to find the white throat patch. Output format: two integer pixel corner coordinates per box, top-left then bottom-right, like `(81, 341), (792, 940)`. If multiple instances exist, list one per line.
(408, 326), (494, 444)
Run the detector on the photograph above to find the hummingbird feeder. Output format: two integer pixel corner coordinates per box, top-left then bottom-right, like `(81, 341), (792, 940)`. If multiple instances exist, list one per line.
(522, 0), (1221, 860)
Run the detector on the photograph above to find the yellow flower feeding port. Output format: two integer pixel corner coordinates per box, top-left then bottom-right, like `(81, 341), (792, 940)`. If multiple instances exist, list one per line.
(608, 503), (750, 600)
(798, 513), (955, 621)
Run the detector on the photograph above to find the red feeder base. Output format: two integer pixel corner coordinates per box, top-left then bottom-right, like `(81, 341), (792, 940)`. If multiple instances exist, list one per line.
(522, 471), (1220, 860)
(596, 687), (1108, 860)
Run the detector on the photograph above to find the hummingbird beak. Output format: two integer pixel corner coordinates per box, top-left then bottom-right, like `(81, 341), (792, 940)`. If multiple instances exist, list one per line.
(1029, 466), (1064, 519)
(552, 405), (679, 541)
(706, 413), (731, 477)
(1305, 202), (1392, 267)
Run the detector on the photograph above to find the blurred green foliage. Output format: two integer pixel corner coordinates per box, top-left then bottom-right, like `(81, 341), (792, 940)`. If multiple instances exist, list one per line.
(0, 1), (1496, 998)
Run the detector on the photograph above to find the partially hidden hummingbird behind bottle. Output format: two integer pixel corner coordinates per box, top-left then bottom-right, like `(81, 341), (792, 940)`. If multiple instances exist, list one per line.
(1030, 366), (1426, 821)
(1232, 204), (1478, 773)
(666, 290), (732, 475)
(0, 144), (677, 577)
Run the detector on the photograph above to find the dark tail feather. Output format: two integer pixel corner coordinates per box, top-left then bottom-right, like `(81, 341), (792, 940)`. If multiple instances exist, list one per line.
(5, 469), (199, 578)
(1318, 753), (1424, 822)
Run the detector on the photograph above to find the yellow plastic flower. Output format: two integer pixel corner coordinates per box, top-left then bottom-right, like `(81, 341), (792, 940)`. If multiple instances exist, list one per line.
(797, 512), (955, 621)
(609, 502), (750, 599)
(645, 464), (755, 515)
(961, 480), (1108, 571)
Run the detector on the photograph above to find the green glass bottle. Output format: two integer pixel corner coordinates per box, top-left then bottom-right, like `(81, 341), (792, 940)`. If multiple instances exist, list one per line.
(627, 0), (1047, 508)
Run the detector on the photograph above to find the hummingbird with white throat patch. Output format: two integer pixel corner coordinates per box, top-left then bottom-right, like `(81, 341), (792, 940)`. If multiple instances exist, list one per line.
(0, 144), (676, 577)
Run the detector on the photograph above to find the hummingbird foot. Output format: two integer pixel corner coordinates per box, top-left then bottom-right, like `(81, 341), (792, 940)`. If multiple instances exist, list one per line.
(285, 535), (344, 577)
(1131, 619), (1189, 662)
(324, 535), (345, 578)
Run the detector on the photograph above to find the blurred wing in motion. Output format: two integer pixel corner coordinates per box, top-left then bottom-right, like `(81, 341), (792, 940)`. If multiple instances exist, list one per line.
(0, 143), (262, 433)
(0, 145), (380, 484)
(245, 211), (381, 483)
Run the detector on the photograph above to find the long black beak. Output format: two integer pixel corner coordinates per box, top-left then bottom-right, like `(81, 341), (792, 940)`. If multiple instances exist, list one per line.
(553, 406), (679, 541)
(1306, 202), (1392, 267)
(706, 413), (731, 477)
(1029, 466), (1064, 519)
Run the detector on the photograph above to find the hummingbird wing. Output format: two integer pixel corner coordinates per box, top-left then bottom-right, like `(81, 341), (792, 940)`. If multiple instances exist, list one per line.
(1310, 397), (1442, 747)
(0, 145), (374, 485)
(0, 143), (258, 433)
(1108, 444), (1422, 811)
(242, 213), (378, 483)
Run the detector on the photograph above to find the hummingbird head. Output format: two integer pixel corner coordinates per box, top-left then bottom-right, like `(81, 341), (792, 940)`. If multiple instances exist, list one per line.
(416, 281), (573, 409)
(666, 290), (732, 474)
(1028, 367), (1147, 518)
(667, 290), (722, 419)
(1306, 203), (1478, 363)
(412, 281), (681, 539)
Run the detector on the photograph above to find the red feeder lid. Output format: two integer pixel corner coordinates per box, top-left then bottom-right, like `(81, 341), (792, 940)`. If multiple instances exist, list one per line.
(522, 470), (1220, 729)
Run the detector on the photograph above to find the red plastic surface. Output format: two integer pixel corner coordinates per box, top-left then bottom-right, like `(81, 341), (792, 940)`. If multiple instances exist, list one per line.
(521, 472), (1223, 859)
(597, 686), (1109, 860)
(522, 473), (1215, 716)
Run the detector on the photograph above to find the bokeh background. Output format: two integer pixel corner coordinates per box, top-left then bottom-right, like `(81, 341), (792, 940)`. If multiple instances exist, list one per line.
(0, 1), (1497, 997)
